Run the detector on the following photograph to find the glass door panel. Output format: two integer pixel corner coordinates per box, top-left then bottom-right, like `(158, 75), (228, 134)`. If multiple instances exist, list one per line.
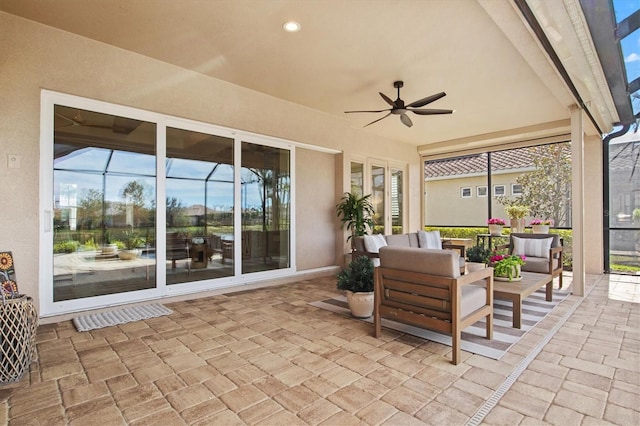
(391, 168), (403, 234)
(166, 128), (234, 284)
(607, 139), (640, 273)
(351, 162), (364, 196)
(53, 105), (156, 301)
(241, 142), (291, 273)
(371, 164), (385, 234)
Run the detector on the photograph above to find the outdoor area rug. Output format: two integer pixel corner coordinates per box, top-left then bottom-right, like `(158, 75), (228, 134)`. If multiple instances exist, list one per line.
(73, 303), (172, 332)
(310, 287), (569, 360)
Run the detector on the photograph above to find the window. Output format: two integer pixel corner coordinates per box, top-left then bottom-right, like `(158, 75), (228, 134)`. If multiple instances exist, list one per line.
(42, 91), (295, 316)
(165, 127), (235, 284)
(461, 187), (472, 198)
(350, 162), (364, 196)
(371, 164), (386, 234)
(391, 167), (404, 234)
(423, 143), (572, 230)
(241, 142), (291, 273)
(511, 183), (523, 195)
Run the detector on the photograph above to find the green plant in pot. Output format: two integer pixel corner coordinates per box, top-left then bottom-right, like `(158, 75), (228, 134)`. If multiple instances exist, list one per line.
(336, 192), (375, 250)
(490, 251), (526, 281)
(466, 245), (492, 264)
(336, 255), (375, 318)
(119, 230), (145, 260)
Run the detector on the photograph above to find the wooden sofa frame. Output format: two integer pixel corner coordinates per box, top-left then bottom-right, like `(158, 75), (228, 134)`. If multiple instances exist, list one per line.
(497, 233), (563, 288)
(374, 248), (494, 365)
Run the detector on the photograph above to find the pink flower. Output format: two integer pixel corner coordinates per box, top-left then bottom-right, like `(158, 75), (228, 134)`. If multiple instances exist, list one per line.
(487, 218), (506, 225)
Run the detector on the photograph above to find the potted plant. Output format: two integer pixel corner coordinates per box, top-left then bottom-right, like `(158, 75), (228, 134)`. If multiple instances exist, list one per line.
(101, 229), (118, 255)
(336, 192), (375, 251)
(336, 255), (375, 318)
(490, 251), (526, 281)
(530, 219), (552, 234)
(487, 218), (506, 236)
(466, 245), (492, 272)
(118, 230), (144, 260)
(504, 204), (529, 233)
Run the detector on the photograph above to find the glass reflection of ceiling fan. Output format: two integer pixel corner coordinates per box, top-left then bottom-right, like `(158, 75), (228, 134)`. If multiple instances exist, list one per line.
(55, 111), (142, 135)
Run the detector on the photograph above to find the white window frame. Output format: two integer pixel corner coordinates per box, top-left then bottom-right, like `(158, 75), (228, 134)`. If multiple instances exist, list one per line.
(39, 90), (299, 316)
(511, 183), (523, 196)
(461, 187), (472, 198)
(477, 186), (488, 197)
(493, 184), (506, 197)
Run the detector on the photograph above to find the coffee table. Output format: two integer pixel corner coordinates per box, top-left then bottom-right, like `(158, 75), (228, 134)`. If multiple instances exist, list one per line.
(492, 271), (553, 329)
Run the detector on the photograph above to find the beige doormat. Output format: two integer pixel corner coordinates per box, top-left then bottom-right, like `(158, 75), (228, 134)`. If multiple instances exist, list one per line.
(72, 303), (172, 332)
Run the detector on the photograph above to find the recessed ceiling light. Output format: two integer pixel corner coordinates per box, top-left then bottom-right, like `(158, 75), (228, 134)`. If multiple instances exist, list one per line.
(283, 21), (301, 32)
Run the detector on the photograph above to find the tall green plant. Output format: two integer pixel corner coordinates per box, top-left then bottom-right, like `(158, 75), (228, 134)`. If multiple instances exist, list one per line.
(336, 192), (375, 246)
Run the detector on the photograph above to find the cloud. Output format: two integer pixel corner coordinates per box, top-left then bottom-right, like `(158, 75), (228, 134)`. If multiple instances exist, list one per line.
(625, 52), (640, 63)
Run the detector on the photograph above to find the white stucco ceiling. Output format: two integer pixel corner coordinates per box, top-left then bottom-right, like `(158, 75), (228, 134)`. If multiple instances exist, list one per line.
(0, 0), (616, 146)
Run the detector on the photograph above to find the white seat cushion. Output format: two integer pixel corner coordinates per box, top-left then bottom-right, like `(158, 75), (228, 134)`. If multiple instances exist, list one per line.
(363, 234), (387, 254)
(417, 230), (442, 249)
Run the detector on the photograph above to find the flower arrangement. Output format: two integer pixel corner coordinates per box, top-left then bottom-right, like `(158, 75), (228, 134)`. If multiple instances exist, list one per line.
(490, 251), (526, 281)
(487, 218), (506, 225)
(530, 219), (553, 226)
(504, 205), (530, 219)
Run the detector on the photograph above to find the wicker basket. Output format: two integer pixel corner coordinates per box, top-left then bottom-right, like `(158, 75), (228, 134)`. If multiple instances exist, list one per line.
(1, 295), (38, 384)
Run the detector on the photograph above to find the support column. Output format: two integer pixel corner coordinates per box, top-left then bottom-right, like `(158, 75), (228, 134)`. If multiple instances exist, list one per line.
(570, 106), (585, 296)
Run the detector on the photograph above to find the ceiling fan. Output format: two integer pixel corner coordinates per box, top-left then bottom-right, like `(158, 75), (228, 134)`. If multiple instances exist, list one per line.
(55, 112), (142, 135)
(345, 81), (453, 128)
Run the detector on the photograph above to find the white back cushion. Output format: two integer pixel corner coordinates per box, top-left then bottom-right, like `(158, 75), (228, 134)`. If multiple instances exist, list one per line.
(363, 234), (387, 254)
(417, 230), (442, 249)
(513, 236), (553, 259)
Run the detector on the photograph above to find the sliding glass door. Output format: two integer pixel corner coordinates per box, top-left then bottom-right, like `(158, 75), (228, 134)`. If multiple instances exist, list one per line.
(53, 105), (157, 301)
(43, 92), (294, 315)
(165, 128), (235, 284)
(241, 142), (291, 273)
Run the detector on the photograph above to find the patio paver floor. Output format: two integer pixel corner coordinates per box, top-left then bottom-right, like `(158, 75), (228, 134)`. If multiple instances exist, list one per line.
(0, 272), (638, 425)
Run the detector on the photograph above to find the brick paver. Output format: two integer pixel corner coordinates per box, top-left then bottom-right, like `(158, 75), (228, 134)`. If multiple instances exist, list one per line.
(0, 273), (637, 425)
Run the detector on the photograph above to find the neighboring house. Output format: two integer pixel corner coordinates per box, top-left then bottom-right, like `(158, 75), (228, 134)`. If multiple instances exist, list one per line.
(424, 150), (536, 226)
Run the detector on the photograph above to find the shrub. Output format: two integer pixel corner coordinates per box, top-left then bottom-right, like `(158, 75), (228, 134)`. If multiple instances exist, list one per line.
(53, 240), (80, 253)
(337, 255), (374, 293)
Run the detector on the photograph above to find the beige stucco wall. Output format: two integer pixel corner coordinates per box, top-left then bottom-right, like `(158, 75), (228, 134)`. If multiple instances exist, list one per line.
(425, 171), (526, 226)
(296, 148), (335, 270)
(0, 12), (421, 312)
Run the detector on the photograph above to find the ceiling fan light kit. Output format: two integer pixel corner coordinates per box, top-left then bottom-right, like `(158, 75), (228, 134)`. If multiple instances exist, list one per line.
(345, 81), (453, 127)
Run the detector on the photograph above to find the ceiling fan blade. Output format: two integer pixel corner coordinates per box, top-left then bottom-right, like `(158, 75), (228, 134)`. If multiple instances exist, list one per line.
(344, 108), (391, 114)
(411, 108), (454, 115)
(400, 113), (413, 127)
(379, 92), (396, 107)
(406, 92), (446, 108)
(55, 113), (80, 126)
(363, 112), (392, 127)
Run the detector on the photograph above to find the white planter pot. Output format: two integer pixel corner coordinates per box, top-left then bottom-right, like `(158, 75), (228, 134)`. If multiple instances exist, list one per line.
(510, 218), (525, 233)
(532, 225), (549, 234)
(101, 244), (118, 255)
(488, 224), (503, 236)
(346, 290), (374, 318)
(118, 249), (140, 260)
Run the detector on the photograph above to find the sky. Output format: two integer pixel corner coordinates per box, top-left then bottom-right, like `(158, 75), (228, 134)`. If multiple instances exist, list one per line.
(614, 0), (640, 113)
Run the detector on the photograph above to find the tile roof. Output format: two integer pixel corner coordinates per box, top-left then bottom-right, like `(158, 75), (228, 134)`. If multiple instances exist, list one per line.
(425, 148), (535, 178)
